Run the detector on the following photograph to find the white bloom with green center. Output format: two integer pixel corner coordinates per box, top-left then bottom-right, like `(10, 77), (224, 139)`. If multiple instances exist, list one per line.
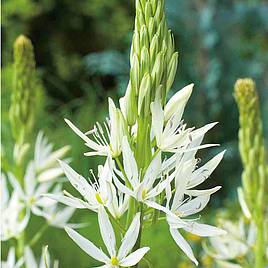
(151, 84), (219, 153)
(66, 208), (149, 268)
(112, 137), (168, 210)
(1, 174), (30, 241)
(1, 247), (23, 268)
(65, 98), (127, 158)
(47, 160), (128, 218)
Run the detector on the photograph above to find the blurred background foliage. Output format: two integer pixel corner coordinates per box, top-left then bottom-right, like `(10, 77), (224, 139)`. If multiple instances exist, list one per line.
(1, 0), (268, 267)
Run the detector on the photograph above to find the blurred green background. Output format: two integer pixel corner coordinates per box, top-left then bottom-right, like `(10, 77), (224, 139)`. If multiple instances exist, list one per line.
(1, 0), (268, 267)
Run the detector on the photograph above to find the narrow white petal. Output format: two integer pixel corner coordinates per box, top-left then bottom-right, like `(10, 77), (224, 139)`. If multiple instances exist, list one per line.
(64, 119), (100, 151)
(118, 213), (141, 259)
(183, 222), (227, 237)
(188, 150), (225, 188)
(24, 162), (36, 196)
(122, 137), (139, 186)
(37, 168), (64, 182)
(24, 247), (38, 268)
(169, 228), (198, 265)
(185, 186), (221, 197)
(164, 84), (193, 122)
(44, 194), (88, 209)
(58, 160), (93, 200)
(151, 101), (164, 147)
(65, 227), (109, 262)
(178, 195), (210, 217)
(98, 208), (116, 257)
(120, 247), (150, 266)
(142, 152), (161, 189)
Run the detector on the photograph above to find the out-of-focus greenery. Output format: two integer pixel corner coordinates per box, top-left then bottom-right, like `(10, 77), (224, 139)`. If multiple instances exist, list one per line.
(1, 0), (268, 267)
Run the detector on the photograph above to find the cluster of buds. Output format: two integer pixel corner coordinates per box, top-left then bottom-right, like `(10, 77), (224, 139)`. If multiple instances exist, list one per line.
(121, 0), (178, 124)
(234, 78), (267, 268)
(9, 35), (37, 145)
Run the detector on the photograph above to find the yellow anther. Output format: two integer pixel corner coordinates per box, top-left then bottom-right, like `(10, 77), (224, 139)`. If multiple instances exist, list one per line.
(141, 189), (147, 200)
(95, 193), (104, 205)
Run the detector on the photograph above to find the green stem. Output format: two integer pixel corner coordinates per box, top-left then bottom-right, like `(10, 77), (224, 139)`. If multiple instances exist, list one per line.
(255, 215), (265, 268)
(29, 224), (49, 247)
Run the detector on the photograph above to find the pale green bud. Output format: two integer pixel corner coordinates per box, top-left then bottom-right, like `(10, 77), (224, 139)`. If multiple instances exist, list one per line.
(138, 74), (151, 115)
(120, 82), (137, 126)
(140, 25), (149, 49)
(140, 46), (150, 74)
(166, 52), (179, 93)
(130, 53), (140, 94)
(150, 34), (159, 62)
(148, 17), (156, 40)
(108, 98), (127, 157)
(145, 2), (152, 25)
(152, 52), (164, 86)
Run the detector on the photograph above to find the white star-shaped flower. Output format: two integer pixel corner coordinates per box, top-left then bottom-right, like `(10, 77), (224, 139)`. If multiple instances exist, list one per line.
(66, 208), (149, 267)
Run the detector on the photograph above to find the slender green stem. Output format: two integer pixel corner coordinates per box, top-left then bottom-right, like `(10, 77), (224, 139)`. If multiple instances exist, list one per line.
(29, 224), (49, 247)
(107, 210), (126, 234)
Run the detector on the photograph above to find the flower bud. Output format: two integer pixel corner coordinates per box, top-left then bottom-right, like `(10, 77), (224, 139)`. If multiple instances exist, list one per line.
(138, 74), (151, 115)
(120, 82), (137, 126)
(166, 52), (178, 93)
(164, 83), (193, 121)
(108, 98), (127, 157)
(9, 35), (37, 144)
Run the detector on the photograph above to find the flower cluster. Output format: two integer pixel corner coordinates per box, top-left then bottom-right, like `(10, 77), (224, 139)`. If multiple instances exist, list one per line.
(46, 0), (226, 266)
(1, 132), (72, 267)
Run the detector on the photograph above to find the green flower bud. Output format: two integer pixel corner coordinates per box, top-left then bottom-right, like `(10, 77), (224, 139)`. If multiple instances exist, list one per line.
(166, 52), (179, 93)
(138, 74), (151, 116)
(9, 35), (37, 144)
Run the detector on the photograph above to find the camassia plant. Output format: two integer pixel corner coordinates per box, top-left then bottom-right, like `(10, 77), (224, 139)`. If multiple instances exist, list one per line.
(203, 79), (268, 268)
(1, 35), (72, 267)
(47, 0), (226, 266)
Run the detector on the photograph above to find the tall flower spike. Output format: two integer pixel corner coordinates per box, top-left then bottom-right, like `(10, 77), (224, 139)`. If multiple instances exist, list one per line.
(234, 78), (267, 268)
(9, 35), (37, 144)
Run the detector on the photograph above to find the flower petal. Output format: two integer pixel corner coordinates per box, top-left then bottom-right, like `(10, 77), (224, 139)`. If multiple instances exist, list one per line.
(98, 207), (116, 257)
(169, 228), (198, 265)
(65, 227), (109, 262)
(183, 222), (227, 237)
(120, 247), (150, 267)
(118, 213), (140, 260)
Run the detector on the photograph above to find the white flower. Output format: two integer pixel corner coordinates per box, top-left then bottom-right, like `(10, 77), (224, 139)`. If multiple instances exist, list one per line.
(112, 137), (168, 213)
(65, 98), (127, 158)
(34, 131), (70, 182)
(1, 174), (30, 241)
(164, 151), (226, 265)
(204, 218), (258, 268)
(151, 90), (219, 153)
(1, 247), (23, 268)
(8, 164), (58, 217)
(66, 208), (150, 267)
(24, 246), (59, 268)
(46, 160), (128, 218)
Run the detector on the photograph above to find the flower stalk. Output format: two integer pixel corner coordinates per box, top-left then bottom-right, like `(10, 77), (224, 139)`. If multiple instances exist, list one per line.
(234, 78), (267, 268)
